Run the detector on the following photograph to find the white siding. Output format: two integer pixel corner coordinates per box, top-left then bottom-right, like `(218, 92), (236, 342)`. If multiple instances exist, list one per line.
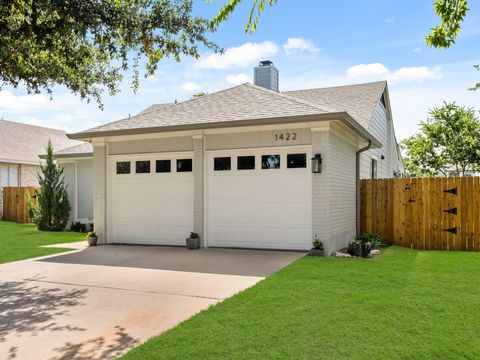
(360, 102), (401, 179)
(77, 159), (94, 221)
(326, 132), (356, 253)
(62, 163), (76, 222)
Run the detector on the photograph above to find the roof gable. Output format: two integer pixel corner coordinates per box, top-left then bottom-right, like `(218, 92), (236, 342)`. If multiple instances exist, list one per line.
(283, 81), (387, 128)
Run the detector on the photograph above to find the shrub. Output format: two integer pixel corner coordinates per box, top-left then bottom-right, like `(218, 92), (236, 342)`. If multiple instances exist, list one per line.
(86, 231), (97, 238)
(71, 221), (87, 232)
(26, 141), (70, 231)
(347, 233), (383, 258)
(313, 239), (323, 250)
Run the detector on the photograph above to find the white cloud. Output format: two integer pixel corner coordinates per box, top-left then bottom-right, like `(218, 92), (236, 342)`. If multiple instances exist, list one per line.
(181, 81), (201, 91)
(413, 47), (422, 53)
(195, 41), (279, 70)
(384, 17), (395, 24)
(226, 73), (250, 85)
(0, 91), (51, 113)
(346, 63), (442, 83)
(346, 63), (389, 78)
(283, 38), (320, 55)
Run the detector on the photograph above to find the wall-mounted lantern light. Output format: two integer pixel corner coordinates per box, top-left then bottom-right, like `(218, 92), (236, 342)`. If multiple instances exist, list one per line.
(312, 153), (322, 173)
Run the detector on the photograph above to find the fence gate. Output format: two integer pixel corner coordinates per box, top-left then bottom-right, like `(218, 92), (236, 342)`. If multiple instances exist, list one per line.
(2, 187), (39, 224)
(361, 177), (480, 251)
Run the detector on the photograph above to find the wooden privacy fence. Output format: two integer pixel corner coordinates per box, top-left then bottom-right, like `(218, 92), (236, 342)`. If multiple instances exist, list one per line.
(2, 187), (39, 223)
(361, 177), (480, 251)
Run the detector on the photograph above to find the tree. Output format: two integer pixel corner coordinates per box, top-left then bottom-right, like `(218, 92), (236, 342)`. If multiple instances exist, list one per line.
(426, 0), (478, 90)
(26, 141), (71, 230)
(191, 91), (208, 98)
(401, 102), (480, 177)
(0, 1), (219, 108)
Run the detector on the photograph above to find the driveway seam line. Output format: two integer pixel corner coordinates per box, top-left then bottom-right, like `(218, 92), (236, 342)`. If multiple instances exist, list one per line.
(24, 278), (225, 301)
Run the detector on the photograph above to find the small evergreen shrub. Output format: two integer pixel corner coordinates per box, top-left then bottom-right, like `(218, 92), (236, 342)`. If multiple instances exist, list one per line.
(26, 141), (71, 231)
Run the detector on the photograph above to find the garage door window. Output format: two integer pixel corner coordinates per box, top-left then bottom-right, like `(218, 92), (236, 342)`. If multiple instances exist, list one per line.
(177, 159), (192, 172)
(287, 153), (307, 168)
(136, 161), (150, 173)
(116, 161), (130, 174)
(214, 157), (231, 171)
(156, 160), (171, 173)
(262, 155), (280, 169)
(237, 156), (255, 170)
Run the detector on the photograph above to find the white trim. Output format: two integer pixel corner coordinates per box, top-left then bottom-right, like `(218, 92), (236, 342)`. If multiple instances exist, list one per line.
(204, 144), (311, 153)
(74, 161), (78, 221)
(107, 150), (194, 159)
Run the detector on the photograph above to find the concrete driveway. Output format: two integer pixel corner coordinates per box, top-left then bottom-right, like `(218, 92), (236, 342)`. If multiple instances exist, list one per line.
(0, 244), (304, 360)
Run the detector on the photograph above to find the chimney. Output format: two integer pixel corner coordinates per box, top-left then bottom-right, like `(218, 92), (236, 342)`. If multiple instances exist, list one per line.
(254, 60), (279, 92)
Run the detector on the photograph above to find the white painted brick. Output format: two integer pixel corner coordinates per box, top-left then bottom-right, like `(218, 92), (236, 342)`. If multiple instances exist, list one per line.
(93, 145), (107, 244)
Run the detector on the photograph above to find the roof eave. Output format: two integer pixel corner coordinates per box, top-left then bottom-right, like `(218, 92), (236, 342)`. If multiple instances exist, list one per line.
(40, 152), (93, 160)
(68, 112), (382, 147)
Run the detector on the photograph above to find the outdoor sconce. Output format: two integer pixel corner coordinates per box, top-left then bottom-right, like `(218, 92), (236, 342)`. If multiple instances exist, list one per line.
(312, 153), (322, 173)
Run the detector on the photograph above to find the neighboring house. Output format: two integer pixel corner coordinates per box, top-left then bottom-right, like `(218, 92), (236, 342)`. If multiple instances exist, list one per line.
(50, 143), (94, 225)
(0, 119), (82, 218)
(68, 61), (403, 254)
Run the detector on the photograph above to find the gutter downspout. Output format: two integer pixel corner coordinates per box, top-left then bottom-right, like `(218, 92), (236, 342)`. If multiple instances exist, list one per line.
(356, 140), (372, 236)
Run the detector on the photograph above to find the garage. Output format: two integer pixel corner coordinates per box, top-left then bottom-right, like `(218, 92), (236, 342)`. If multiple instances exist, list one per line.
(207, 147), (312, 250)
(108, 153), (194, 245)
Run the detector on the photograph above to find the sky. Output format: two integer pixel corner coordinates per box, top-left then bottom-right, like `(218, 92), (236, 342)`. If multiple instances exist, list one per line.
(0, 0), (479, 140)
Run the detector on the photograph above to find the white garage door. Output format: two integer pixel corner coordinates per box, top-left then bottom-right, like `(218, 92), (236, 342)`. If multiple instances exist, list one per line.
(207, 147), (312, 250)
(108, 153), (193, 245)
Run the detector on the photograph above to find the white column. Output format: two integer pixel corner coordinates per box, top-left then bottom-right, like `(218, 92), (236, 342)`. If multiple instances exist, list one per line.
(93, 141), (107, 244)
(192, 135), (205, 246)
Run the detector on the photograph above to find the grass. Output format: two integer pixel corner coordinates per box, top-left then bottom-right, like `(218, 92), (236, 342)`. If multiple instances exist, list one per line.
(122, 247), (480, 360)
(0, 220), (86, 264)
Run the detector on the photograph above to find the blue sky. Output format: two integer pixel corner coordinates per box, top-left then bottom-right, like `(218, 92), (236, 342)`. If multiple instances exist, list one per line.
(1, 0), (479, 139)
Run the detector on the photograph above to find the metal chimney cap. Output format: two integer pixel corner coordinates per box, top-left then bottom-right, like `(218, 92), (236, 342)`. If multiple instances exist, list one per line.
(259, 60), (274, 66)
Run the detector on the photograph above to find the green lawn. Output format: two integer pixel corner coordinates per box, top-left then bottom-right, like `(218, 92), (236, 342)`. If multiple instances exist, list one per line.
(0, 220), (85, 264)
(123, 247), (480, 360)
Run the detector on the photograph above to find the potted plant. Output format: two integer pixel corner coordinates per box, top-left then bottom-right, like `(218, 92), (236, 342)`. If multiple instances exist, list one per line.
(186, 232), (200, 249)
(86, 231), (98, 246)
(309, 234), (324, 256)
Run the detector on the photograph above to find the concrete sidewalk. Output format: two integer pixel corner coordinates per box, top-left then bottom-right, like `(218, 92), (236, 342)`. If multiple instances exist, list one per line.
(0, 245), (304, 360)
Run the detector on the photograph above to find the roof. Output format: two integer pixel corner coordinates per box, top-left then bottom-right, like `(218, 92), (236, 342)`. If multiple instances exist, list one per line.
(52, 142), (93, 159)
(68, 81), (387, 147)
(283, 81), (386, 129)
(0, 119), (84, 165)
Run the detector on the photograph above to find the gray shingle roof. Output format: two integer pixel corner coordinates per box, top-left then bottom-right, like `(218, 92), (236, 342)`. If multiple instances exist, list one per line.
(0, 119), (84, 164)
(284, 81), (386, 129)
(69, 81), (387, 142)
(53, 142), (93, 158)
(72, 83), (333, 135)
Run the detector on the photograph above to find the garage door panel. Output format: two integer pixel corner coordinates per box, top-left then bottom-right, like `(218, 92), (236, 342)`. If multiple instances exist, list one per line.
(109, 155), (193, 245)
(208, 148), (312, 250)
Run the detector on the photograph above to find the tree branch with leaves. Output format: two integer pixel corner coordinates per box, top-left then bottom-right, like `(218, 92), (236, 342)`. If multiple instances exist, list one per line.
(0, 0), (220, 108)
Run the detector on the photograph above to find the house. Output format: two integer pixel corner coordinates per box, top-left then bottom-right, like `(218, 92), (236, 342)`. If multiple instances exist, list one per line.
(0, 119), (82, 218)
(68, 61), (403, 254)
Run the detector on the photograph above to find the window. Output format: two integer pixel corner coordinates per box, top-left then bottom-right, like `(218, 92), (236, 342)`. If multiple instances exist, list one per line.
(156, 160), (171, 173)
(116, 161), (130, 174)
(371, 158), (378, 179)
(136, 160), (150, 174)
(214, 157), (231, 171)
(237, 156), (255, 170)
(177, 159), (192, 172)
(262, 155), (280, 169)
(287, 153), (307, 168)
